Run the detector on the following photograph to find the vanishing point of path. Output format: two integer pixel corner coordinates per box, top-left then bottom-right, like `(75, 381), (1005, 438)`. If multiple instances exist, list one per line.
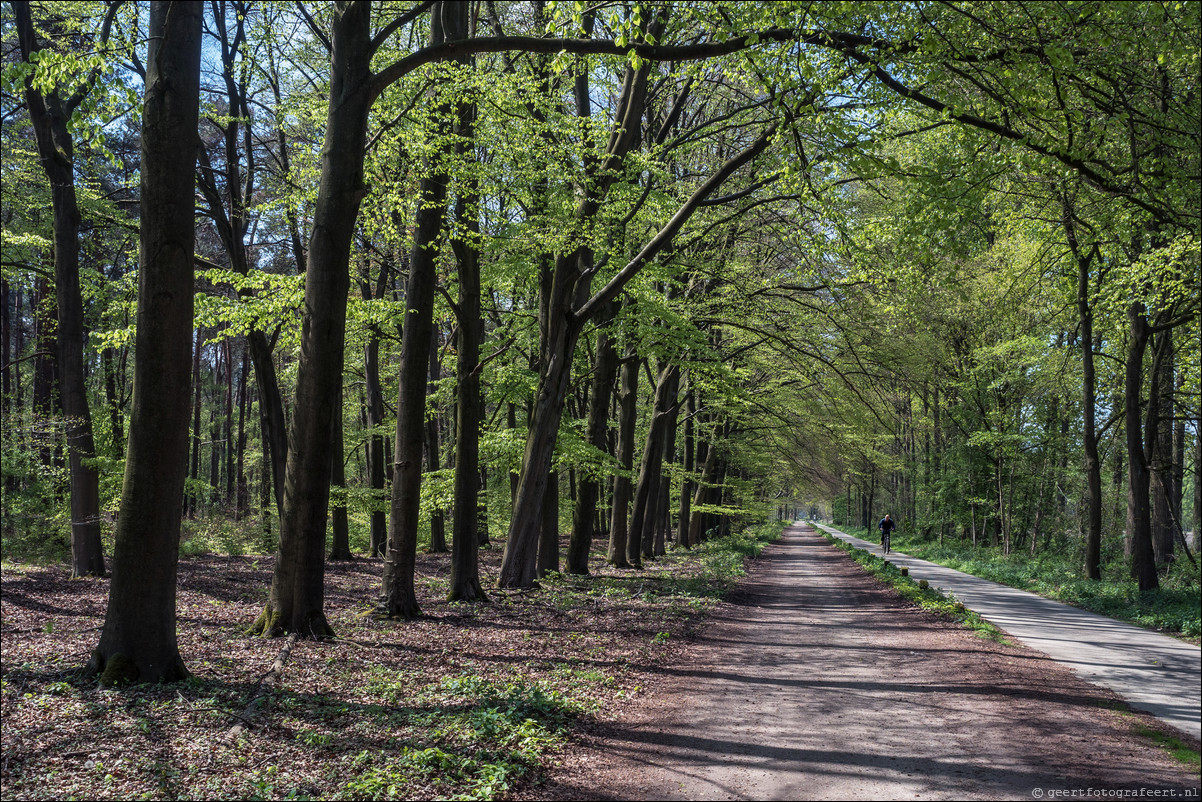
(544, 523), (1201, 801)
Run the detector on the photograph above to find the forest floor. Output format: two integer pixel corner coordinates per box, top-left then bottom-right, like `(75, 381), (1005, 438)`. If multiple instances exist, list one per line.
(534, 523), (1201, 801)
(1, 530), (763, 801)
(2, 524), (1199, 801)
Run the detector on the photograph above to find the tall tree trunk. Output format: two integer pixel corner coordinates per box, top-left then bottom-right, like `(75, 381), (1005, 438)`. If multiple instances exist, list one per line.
(567, 302), (619, 574)
(362, 303), (387, 557)
(1150, 330), (1175, 568)
(103, 347), (124, 458)
(629, 363), (680, 563)
(382, 1), (462, 618)
(1068, 212), (1105, 578)
(188, 331), (203, 517)
(14, 0), (108, 578)
(235, 343), (249, 519)
(1126, 302), (1158, 591)
(448, 86), (486, 599)
(252, 1), (375, 638)
(676, 385), (694, 547)
(88, 0), (200, 684)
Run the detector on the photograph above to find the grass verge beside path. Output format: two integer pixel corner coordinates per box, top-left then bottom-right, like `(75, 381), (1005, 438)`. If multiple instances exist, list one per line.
(830, 526), (1201, 640)
(818, 529), (1006, 641)
(0, 521), (783, 801)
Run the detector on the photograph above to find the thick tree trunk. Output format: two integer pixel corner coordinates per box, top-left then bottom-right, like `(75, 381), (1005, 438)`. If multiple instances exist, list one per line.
(382, 1), (461, 617)
(252, 1), (375, 638)
(88, 0), (200, 684)
(1126, 302), (1158, 591)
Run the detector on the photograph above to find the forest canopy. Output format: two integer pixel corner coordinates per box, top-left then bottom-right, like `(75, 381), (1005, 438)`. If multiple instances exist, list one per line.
(1, 1), (1198, 677)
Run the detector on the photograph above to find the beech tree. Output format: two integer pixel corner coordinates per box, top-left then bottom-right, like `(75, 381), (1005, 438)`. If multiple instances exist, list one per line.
(87, 0), (202, 685)
(12, 0), (118, 578)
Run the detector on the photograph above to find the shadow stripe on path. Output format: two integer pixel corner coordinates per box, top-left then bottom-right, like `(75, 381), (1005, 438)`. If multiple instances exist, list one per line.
(814, 522), (1202, 741)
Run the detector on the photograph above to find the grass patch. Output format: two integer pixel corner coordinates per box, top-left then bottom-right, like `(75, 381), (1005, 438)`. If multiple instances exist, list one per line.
(858, 528), (1202, 639)
(820, 530), (1006, 641)
(1133, 725), (1202, 772)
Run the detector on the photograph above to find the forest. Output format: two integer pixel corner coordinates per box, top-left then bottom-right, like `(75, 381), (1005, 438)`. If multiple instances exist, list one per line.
(0, 2), (1200, 794)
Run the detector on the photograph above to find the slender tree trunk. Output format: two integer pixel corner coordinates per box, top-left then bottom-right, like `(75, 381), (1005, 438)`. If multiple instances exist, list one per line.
(1068, 220), (1105, 578)
(15, 1), (107, 578)
(567, 303), (619, 574)
(538, 469), (560, 576)
(1150, 330), (1175, 568)
(382, 1), (461, 617)
(363, 319), (387, 557)
(252, 1), (375, 638)
(676, 384), (694, 547)
(87, 0), (200, 684)
(235, 344), (249, 519)
(629, 363), (680, 563)
(188, 331), (203, 517)
(448, 55), (487, 600)
(1126, 302), (1158, 591)
(608, 345), (639, 566)
(329, 384), (351, 560)
(426, 336), (448, 553)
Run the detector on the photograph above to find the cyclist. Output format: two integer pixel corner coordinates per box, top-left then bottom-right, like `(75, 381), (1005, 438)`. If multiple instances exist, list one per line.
(878, 514), (896, 555)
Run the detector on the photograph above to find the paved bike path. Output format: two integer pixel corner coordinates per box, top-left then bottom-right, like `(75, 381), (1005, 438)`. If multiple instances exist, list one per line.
(814, 523), (1202, 741)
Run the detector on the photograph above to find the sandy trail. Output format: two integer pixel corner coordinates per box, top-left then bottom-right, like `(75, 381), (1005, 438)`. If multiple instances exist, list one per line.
(544, 523), (1200, 801)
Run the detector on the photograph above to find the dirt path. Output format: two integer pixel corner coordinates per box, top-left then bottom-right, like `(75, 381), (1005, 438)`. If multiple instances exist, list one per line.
(540, 523), (1200, 801)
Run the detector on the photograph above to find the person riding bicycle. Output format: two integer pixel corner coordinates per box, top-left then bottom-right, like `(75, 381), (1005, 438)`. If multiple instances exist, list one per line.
(878, 514), (896, 555)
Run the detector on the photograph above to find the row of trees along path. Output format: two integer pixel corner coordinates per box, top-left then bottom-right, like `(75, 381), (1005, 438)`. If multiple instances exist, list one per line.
(1, 1), (1196, 686)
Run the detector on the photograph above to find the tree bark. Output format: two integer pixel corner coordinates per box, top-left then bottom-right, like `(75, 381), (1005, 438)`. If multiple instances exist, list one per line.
(1150, 329), (1175, 567)
(448, 63), (487, 601)
(608, 345), (639, 566)
(88, 0), (201, 684)
(252, 1), (375, 638)
(426, 336), (448, 553)
(329, 384), (351, 560)
(15, 1), (107, 577)
(382, 0), (462, 618)
(567, 303), (619, 574)
(1126, 302), (1158, 591)
(362, 275), (388, 557)
(629, 362), (680, 563)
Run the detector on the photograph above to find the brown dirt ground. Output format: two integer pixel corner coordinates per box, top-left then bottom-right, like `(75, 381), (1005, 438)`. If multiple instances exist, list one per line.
(530, 524), (1201, 801)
